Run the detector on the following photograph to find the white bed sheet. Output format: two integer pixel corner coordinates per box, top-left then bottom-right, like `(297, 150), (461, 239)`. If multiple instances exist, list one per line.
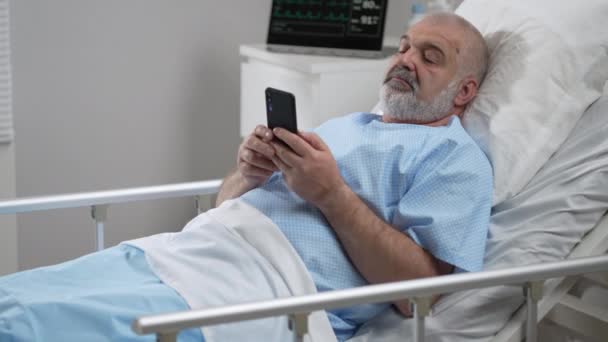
(126, 199), (336, 342)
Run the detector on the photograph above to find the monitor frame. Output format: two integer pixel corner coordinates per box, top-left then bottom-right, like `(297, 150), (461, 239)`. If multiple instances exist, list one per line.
(266, 0), (388, 52)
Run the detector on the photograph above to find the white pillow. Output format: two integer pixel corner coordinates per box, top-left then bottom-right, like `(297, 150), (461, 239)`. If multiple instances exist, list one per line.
(456, 0), (608, 205)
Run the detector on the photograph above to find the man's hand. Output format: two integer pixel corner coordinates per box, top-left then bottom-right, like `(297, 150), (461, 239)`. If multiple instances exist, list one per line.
(270, 128), (346, 208)
(216, 125), (278, 206)
(237, 125), (278, 188)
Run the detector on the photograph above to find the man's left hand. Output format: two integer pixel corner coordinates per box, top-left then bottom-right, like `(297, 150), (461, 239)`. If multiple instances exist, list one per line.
(270, 128), (345, 208)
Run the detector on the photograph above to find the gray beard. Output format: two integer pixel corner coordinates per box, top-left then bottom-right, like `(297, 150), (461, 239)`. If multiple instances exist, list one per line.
(378, 79), (459, 123)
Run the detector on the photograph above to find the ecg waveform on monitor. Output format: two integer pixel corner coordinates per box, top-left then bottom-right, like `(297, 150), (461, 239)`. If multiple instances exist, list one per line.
(270, 0), (384, 37)
(272, 0), (350, 23)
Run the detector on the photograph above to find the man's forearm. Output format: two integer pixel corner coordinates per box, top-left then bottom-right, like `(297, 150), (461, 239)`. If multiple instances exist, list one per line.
(317, 185), (443, 314)
(215, 168), (257, 206)
(319, 185), (440, 282)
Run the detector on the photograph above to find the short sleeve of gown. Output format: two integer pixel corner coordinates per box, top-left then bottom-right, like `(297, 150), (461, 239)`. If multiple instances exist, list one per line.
(393, 138), (493, 272)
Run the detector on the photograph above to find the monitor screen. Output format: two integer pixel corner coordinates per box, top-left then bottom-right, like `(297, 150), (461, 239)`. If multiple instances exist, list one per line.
(267, 0), (388, 51)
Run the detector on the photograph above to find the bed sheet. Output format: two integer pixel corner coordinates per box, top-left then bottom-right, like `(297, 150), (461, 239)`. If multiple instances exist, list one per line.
(125, 198), (337, 342)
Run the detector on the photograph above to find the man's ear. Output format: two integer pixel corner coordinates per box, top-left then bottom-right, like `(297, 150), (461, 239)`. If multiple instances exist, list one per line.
(454, 76), (478, 107)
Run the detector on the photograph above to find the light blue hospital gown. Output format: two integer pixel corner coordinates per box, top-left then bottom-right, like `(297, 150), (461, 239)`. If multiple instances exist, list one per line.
(241, 112), (493, 341)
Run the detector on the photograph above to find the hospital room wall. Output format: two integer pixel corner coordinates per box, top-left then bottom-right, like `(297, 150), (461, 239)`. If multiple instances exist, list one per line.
(0, 144), (17, 275)
(8, 0), (413, 271)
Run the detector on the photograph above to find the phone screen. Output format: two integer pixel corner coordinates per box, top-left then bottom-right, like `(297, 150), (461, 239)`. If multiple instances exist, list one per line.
(265, 87), (297, 134)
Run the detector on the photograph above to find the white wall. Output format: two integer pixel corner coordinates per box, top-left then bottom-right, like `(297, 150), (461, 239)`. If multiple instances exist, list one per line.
(0, 144), (17, 275)
(386, 0), (413, 40)
(10, 0), (270, 270)
(10, 0), (414, 270)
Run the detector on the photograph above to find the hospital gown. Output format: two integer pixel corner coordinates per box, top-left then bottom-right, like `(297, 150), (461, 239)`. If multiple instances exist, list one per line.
(241, 112), (493, 341)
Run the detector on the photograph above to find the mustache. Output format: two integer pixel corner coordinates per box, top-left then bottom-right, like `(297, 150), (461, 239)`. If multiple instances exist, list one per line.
(384, 66), (419, 92)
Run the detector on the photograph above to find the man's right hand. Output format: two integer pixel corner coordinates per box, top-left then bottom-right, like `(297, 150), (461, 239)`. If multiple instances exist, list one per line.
(216, 125), (278, 206)
(237, 125), (278, 188)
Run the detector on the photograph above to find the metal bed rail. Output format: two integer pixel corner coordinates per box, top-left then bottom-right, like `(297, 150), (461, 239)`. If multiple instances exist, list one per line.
(1, 180), (607, 341)
(132, 255), (608, 342)
(0, 179), (223, 251)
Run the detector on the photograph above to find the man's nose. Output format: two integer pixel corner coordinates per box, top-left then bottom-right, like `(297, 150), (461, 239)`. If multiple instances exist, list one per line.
(397, 48), (417, 73)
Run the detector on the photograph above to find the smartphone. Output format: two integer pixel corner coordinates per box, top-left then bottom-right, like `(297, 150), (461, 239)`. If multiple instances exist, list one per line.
(265, 87), (298, 134)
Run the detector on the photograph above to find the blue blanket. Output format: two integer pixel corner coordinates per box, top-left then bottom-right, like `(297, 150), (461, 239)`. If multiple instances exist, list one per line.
(0, 244), (203, 341)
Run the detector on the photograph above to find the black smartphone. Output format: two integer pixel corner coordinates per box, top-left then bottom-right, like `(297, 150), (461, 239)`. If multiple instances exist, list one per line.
(265, 87), (298, 134)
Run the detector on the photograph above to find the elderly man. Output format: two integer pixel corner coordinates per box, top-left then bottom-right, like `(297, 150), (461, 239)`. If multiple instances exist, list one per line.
(0, 13), (491, 342)
(214, 12), (491, 340)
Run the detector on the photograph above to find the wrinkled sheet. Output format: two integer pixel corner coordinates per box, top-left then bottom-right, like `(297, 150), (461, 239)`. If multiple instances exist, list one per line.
(126, 198), (337, 342)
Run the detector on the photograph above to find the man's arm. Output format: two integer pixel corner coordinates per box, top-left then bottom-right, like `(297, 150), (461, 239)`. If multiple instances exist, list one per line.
(318, 184), (453, 315)
(216, 125), (278, 206)
(270, 128), (452, 316)
(215, 167), (254, 205)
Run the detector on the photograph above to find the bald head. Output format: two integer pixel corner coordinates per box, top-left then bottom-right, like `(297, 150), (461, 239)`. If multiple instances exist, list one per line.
(378, 12), (489, 125)
(422, 13), (489, 85)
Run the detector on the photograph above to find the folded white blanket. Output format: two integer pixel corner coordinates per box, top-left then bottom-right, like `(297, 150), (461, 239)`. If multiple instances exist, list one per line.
(124, 198), (336, 342)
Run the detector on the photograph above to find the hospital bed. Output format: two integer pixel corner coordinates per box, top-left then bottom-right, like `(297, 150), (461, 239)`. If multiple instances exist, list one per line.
(1, 93), (608, 342)
(2, 0), (608, 340)
(0, 184), (607, 342)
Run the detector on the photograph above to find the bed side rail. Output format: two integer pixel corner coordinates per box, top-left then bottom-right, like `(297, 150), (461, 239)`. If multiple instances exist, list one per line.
(0, 179), (223, 250)
(133, 254), (608, 342)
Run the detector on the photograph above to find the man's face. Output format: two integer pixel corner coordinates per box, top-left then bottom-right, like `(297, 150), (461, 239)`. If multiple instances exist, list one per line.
(379, 19), (463, 123)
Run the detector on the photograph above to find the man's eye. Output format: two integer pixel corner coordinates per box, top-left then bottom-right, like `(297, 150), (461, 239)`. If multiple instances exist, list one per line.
(398, 45), (409, 54)
(424, 52), (439, 64)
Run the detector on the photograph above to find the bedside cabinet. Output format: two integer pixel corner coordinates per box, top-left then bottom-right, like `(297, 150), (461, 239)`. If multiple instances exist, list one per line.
(239, 44), (392, 137)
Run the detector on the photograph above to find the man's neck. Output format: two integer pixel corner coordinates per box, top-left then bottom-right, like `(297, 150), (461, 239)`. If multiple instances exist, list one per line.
(382, 113), (456, 127)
